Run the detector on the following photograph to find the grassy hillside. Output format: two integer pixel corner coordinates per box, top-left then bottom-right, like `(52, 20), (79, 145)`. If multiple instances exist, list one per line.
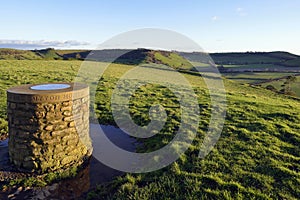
(2, 48), (299, 67)
(0, 60), (299, 199)
(0, 48), (64, 60)
(0, 49), (42, 60)
(88, 63), (300, 199)
(146, 50), (194, 70)
(56, 49), (150, 64)
(261, 75), (300, 97)
(282, 57), (300, 67)
(32, 48), (63, 60)
(222, 72), (296, 84)
(210, 51), (300, 65)
(55, 49), (89, 56)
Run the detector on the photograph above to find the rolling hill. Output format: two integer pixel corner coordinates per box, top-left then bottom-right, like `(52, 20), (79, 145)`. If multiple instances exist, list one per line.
(1, 48), (299, 96)
(0, 50), (299, 199)
(0, 48), (42, 60)
(209, 51), (300, 66)
(1, 48), (299, 68)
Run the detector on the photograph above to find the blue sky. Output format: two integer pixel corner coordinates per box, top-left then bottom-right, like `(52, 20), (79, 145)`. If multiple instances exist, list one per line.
(1, 0), (300, 54)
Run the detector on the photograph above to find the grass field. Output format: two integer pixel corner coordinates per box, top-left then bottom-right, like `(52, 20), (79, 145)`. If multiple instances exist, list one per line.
(261, 76), (300, 97)
(221, 64), (300, 72)
(221, 71), (300, 97)
(0, 60), (299, 199)
(282, 57), (300, 67)
(210, 51), (300, 66)
(223, 64), (275, 69)
(221, 72), (296, 83)
(211, 54), (280, 64)
(0, 49), (42, 60)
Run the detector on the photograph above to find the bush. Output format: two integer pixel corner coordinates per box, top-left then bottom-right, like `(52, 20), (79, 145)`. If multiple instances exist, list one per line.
(265, 85), (277, 92)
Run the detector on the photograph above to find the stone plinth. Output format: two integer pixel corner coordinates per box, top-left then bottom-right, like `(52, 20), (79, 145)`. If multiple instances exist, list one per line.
(7, 83), (92, 173)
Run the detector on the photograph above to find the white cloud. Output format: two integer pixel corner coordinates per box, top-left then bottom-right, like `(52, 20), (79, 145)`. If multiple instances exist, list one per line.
(236, 7), (247, 16)
(0, 39), (90, 49)
(211, 16), (218, 21)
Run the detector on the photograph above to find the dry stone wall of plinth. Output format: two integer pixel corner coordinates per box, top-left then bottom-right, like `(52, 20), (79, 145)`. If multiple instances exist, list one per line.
(7, 83), (92, 173)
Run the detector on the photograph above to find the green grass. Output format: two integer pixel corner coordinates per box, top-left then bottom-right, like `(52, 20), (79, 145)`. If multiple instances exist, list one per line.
(282, 57), (300, 67)
(222, 72), (296, 83)
(211, 53), (281, 64)
(90, 62), (300, 199)
(223, 64), (274, 68)
(265, 51), (299, 60)
(55, 49), (89, 56)
(33, 48), (63, 60)
(222, 71), (300, 97)
(210, 52), (299, 65)
(152, 51), (194, 70)
(2, 165), (80, 189)
(89, 72), (300, 199)
(221, 64), (295, 71)
(0, 60), (299, 199)
(0, 49), (42, 60)
(0, 48), (76, 60)
(261, 76), (300, 97)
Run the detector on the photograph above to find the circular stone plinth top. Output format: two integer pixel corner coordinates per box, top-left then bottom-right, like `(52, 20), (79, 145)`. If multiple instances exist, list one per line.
(7, 82), (89, 103)
(30, 83), (71, 91)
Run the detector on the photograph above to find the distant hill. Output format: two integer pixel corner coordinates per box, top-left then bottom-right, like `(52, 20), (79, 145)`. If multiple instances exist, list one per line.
(0, 48), (63, 60)
(1, 48), (299, 69)
(281, 57), (300, 67)
(0, 48), (42, 60)
(209, 51), (300, 67)
(32, 48), (63, 60)
(66, 48), (150, 64)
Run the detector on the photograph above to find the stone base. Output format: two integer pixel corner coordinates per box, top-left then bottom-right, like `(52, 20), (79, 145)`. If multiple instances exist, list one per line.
(7, 83), (92, 173)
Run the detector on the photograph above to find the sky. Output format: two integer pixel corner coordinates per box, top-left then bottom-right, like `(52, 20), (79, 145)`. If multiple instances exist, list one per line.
(0, 0), (300, 54)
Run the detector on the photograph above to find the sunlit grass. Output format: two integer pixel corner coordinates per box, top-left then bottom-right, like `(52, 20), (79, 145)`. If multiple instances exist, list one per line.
(0, 60), (299, 199)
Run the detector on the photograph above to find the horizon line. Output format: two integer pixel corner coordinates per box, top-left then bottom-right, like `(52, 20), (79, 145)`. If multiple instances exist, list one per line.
(0, 47), (299, 56)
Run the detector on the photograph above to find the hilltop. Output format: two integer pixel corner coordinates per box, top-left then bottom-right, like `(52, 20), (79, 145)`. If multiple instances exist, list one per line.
(0, 48), (43, 60)
(210, 51), (300, 66)
(1, 48), (299, 68)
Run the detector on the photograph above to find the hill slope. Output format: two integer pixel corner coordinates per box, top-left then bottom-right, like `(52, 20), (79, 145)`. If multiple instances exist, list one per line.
(0, 48), (63, 60)
(210, 51), (300, 66)
(0, 60), (299, 199)
(1, 48), (299, 67)
(32, 48), (63, 60)
(0, 49), (42, 60)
